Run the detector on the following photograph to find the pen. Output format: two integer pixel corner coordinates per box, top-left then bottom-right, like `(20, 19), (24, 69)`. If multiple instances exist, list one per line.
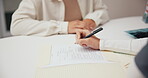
(83, 27), (103, 39)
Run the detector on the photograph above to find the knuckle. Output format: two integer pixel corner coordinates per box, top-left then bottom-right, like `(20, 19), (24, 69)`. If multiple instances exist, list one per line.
(87, 38), (91, 43)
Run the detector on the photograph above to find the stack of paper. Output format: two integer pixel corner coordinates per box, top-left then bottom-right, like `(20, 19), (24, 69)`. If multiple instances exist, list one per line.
(36, 44), (125, 78)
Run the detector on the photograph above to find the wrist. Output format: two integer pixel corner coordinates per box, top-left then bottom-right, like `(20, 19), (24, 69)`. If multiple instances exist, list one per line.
(92, 36), (100, 50)
(99, 39), (105, 50)
(97, 38), (100, 50)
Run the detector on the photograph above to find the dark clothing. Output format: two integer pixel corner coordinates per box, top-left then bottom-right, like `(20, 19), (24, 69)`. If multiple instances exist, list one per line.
(135, 43), (148, 78)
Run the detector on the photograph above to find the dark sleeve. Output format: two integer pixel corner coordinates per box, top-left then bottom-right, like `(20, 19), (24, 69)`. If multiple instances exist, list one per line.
(135, 43), (148, 78)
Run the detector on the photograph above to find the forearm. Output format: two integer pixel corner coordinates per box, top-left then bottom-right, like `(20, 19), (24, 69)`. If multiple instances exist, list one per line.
(11, 19), (68, 36)
(10, 0), (68, 36)
(100, 38), (148, 54)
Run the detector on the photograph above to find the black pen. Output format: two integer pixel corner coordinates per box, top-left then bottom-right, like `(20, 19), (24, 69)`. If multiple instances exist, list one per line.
(83, 27), (103, 39)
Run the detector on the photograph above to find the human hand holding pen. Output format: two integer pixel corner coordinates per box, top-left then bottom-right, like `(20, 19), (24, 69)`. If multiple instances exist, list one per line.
(75, 29), (100, 50)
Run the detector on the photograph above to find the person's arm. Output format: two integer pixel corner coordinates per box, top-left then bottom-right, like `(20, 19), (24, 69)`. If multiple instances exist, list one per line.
(84, 0), (109, 26)
(11, 0), (68, 36)
(76, 30), (148, 54)
(11, 0), (84, 36)
(100, 38), (148, 54)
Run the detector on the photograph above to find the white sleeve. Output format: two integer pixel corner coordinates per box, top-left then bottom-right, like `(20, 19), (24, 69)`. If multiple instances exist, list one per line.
(100, 38), (148, 54)
(84, 0), (109, 26)
(10, 0), (68, 36)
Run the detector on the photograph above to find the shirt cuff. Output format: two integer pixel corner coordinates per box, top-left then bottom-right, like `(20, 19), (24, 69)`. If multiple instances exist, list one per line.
(59, 21), (68, 34)
(100, 39), (105, 50)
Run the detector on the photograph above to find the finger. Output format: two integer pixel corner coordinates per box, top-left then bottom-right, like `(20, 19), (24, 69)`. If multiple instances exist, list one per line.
(84, 30), (91, 36)
(78, 39), (89, 47)
(85, 26), (95, 31)
(84, 26), (89, 30)
(76, 29), (91, 39)
(89, 27), (94, 30)
(76, 30), (82, 39)
(84, 25), (94, 31)
(76, 21), (86, 28)
(84, 23), (96, 31)
(75, 24), (85, 28)
(75, 30), (84, 44)
(82, 44), (87, 47)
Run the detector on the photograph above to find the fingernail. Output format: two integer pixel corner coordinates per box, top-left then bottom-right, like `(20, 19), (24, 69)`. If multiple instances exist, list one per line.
(82, 44), (87, 47)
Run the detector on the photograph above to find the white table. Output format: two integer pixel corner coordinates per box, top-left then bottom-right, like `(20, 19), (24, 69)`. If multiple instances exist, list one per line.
(96, 16), (148, 39)
(0, 16), (147, 78)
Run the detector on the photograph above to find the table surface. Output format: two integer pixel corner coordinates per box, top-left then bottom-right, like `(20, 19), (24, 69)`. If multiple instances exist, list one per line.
(0, 16), (147, 78)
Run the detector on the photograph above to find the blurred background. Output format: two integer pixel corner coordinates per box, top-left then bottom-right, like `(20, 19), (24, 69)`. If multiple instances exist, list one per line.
(0, 0), (147, 38)
(0, 0), (21, 38)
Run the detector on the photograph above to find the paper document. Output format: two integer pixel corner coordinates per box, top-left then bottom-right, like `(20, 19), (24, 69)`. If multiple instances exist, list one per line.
(46, 44), (107, 67)
(37, 44), (125, 78)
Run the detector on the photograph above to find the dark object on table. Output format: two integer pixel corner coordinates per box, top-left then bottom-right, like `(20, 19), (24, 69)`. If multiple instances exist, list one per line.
(125, 28), (148, 39)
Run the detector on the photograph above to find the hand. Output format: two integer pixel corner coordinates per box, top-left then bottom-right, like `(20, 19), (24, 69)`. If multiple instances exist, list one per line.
(76, 30), (100, 50)
(83, 19), (96, 31)
(68, 20), (85, 34)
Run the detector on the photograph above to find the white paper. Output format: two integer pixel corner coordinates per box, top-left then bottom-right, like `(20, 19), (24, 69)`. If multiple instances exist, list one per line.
(47, 44), (107, 67)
